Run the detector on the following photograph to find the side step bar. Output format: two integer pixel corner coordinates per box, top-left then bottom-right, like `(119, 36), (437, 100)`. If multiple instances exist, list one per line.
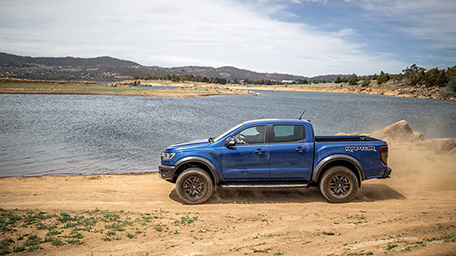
(220, 181), (310, 189)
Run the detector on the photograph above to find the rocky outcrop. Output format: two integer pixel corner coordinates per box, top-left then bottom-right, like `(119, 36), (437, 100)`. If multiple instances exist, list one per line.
(371, 120), (424, 143)
(371, 120), (455, 154)
(109, 80), (141, 87)
(334, 120), (455, 154)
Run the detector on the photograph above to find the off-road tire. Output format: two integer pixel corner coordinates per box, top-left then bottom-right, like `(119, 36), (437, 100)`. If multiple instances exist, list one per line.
(175, 168), (214, 204)
(319, 166), (359, 203)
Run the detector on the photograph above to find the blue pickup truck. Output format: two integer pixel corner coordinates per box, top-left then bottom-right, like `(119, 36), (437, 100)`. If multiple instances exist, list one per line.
(159, 119), (391, 204)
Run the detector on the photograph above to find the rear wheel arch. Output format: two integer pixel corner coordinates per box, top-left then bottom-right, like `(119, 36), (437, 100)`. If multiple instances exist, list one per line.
(313, 155), (364, 188)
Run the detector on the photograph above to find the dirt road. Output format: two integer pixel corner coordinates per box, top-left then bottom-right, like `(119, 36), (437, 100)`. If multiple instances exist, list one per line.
(1, 141), (455, 255)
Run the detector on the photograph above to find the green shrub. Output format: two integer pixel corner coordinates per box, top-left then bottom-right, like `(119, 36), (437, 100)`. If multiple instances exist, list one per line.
(447, 76), (456, 92)
(361, 79), (371, 87)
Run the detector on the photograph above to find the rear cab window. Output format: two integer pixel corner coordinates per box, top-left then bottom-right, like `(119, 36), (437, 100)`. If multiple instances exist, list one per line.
(273, 125), (306, 143)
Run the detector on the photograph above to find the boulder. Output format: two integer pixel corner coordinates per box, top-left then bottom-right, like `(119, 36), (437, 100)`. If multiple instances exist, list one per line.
(371, 120), (418, 142)
(413, 131), (425, 142)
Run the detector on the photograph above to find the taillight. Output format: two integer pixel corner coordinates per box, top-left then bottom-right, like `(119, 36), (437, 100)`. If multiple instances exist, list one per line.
(380, 146), (388, 165)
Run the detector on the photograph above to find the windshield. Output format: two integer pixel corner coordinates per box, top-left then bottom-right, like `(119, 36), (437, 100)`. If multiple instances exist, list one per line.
(213, 122), (244, 142)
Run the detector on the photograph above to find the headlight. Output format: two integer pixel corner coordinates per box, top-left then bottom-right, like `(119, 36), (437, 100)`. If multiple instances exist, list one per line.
(161, 152), (176, 160)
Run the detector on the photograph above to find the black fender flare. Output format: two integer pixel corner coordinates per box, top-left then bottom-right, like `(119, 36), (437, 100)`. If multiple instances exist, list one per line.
(312, 154), (365, 187)
(174, 156), (221, 185)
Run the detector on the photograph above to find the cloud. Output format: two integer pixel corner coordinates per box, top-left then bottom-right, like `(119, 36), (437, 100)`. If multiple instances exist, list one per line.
(350, 0), (456, 49)
(290, 0), (328, 3)
(0, 0), (407, 76)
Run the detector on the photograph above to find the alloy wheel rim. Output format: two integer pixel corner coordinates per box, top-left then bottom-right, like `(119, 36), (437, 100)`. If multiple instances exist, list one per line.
(183, 176), (205, 198)
(329, 175), (351, 196)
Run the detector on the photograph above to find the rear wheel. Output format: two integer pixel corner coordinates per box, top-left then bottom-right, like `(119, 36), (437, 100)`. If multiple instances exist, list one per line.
(175, 168), (214, 204)
(319, 166), (359, 203)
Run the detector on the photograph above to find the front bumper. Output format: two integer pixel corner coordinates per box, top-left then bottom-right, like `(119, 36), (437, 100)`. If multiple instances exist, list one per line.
(158, 164), (176, 181)
(378, 167), (392, 179)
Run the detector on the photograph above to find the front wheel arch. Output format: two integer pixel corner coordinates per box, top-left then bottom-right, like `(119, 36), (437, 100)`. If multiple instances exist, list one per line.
(173, 157), (220, 185)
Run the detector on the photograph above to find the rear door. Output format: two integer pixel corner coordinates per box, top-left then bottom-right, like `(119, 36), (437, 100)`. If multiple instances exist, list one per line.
(269, 124), (313, 180)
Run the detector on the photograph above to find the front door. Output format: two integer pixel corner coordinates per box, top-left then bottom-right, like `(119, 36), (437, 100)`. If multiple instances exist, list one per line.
(220, 125), (270, 179)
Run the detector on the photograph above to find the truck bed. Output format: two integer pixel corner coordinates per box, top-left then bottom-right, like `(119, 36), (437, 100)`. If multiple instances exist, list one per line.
(315, 135), (380, 143)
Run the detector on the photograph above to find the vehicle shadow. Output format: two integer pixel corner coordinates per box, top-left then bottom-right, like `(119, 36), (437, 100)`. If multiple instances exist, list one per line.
(354, 184), (407, 202)
(168, 184), (406, 205)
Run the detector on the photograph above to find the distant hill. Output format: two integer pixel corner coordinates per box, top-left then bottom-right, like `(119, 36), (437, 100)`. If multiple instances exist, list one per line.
(0, 52), (141, 68)
(0, 52), (312, 82)
(138, 65), (308, 81)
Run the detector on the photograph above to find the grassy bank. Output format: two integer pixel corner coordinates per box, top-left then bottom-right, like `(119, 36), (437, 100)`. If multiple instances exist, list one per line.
(1, 206), (454, 255)
(0, 78), (251, 98)
(0, 208), (201, 255)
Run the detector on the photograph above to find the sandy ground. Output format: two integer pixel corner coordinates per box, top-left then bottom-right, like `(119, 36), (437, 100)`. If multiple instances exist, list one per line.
(1, 140), (455, 256)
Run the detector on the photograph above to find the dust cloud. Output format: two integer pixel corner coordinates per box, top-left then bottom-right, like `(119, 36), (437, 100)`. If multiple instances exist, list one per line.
(387, 141), (456, 193)
(370, 120), (456, 194)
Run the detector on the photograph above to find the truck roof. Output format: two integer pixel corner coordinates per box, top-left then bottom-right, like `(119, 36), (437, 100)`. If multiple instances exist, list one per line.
(243, 118), (311, 126)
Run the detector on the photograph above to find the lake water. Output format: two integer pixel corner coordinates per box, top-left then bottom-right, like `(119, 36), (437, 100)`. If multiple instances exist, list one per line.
(1, 91), (455, 177)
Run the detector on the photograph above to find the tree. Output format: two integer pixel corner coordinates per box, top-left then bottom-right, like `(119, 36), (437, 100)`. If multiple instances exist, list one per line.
(424, 68), (447, 87)
(347, 73), (359, 85)
(334, 76), (342, 83)
(402, 64), (426, 86)
(377, 71), (390, 85)
(446, 65), (456, 80)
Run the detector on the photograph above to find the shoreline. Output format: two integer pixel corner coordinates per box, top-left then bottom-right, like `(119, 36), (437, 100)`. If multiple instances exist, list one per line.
(0, 79), (253, 98)
(1, 78), (455, 100)
(228, 83), (456, 101)
(0, 90), (241, 98)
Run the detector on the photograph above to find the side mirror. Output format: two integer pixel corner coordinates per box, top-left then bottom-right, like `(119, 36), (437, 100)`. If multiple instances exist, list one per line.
(225, 137), (236, 147)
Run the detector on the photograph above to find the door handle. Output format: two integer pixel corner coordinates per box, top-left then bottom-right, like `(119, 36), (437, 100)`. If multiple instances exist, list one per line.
(254, 149), (266, 154)
(295, 147), (306, 152)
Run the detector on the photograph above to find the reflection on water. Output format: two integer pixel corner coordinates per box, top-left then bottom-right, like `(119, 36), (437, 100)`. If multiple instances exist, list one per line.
(0, 91), (455, 177)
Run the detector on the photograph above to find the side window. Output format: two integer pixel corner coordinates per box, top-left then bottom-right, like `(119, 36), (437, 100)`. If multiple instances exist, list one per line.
(232, 126), (266, 145)
(273, 125), (305, 143)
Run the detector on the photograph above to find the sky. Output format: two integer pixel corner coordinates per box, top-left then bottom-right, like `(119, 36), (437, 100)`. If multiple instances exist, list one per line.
(0, 0), (455, 77)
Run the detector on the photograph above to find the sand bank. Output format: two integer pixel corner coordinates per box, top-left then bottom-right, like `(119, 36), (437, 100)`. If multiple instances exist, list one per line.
(2, 78), (455, 100)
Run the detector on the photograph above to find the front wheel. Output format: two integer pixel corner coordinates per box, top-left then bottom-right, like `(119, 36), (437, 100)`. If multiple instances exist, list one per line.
(319, 166), (359, 203)
(175, 168), (214, 204)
